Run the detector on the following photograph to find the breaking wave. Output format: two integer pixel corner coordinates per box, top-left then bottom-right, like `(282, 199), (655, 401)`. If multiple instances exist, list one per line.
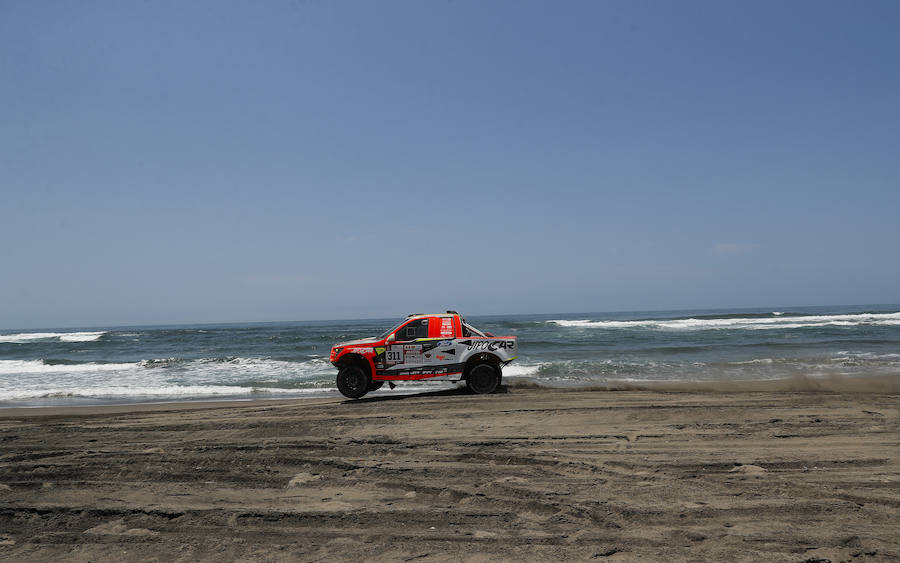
(0, 357), (332, 379)
(0, 331), (108, 343)
(548, 312), (900, 331)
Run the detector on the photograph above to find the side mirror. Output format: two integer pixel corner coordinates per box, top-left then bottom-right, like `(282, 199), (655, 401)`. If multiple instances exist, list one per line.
(386, 334), (395, 343)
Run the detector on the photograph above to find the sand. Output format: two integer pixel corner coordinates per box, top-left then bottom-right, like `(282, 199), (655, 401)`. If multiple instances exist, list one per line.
(0, 377), (898, 561)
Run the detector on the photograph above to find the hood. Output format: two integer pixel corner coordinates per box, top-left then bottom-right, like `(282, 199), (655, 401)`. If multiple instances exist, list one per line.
(334, 336), (380, 348)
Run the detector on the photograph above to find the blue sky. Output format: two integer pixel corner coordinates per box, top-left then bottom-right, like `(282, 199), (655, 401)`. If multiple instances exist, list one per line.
(2, 0), (899, 328)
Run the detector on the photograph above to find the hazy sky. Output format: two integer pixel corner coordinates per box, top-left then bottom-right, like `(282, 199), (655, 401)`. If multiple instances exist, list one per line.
(2, 0), (899, 328)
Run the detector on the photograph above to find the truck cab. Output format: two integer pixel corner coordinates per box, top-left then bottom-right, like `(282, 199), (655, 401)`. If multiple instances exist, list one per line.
(329, 311), (517, 399)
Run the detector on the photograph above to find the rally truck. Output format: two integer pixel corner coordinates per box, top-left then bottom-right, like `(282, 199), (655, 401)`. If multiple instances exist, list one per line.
(329, 311), (517, 399)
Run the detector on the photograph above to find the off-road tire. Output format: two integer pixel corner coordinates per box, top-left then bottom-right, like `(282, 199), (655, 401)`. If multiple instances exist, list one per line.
(466, 363), (500, 394)
(337, 366), (369, 399)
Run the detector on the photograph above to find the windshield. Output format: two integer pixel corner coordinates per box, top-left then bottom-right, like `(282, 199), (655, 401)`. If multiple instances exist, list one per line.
(378, 319), (408, 340)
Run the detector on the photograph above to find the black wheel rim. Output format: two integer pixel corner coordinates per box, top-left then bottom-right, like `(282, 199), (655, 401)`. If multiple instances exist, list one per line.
(339, 368), (367, 397)
(346, 371), (363, 392)
(470, 366), (496, 393)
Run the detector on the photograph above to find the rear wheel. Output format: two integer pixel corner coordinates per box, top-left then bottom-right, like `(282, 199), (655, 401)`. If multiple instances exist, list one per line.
(466, 363), (500, 394)
(337, 366), (369, 399)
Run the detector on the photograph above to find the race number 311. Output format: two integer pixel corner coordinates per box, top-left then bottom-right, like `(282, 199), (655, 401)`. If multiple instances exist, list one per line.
(386, 348), (403, 362)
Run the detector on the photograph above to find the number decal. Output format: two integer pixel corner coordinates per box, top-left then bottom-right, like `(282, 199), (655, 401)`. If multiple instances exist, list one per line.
(386, 347), (403, 363)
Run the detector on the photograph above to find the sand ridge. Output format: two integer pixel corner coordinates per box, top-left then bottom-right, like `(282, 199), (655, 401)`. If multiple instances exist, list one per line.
(0, 384), (898, 561)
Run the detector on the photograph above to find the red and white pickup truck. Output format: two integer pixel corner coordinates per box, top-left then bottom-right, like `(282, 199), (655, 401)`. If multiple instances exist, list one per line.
(330, 311), (518, 398)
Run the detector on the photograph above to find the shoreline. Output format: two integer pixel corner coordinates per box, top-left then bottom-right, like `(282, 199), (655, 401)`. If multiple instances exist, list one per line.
(1, 372), (897, 415)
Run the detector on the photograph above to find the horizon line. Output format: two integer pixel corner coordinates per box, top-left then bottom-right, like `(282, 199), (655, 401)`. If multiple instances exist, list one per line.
(2, 302), (899, 333)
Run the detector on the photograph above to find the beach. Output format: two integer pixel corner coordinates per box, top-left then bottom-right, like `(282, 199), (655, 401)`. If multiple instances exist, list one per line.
(1, 378), (898, 561)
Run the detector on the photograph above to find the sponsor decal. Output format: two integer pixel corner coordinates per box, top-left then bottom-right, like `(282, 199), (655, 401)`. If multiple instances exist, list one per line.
(463, 339), (516, 351)
(440, 340), (454, 347)
(346, 347), (372, 354)
(375, 362), (466, 378)
(404, 351), (423, 365)
(403, 344), (422, 351)
(439, 317), (454, 337)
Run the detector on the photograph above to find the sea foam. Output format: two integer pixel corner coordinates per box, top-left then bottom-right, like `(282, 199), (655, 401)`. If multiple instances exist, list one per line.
(0, 359), (137, 375)
(548, 312), (900, 330)
(501, 363), (544, 377)
(0, 385), (333, 402)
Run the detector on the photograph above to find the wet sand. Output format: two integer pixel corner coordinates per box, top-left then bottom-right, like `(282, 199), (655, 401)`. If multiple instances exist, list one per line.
(1, 377), (898, 561)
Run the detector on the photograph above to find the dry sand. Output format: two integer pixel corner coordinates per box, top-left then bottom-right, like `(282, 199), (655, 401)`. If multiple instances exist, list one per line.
(0, 376), (898, 561)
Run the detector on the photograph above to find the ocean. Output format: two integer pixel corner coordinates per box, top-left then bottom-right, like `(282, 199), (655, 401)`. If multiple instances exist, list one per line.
(1, 304), (899, 407)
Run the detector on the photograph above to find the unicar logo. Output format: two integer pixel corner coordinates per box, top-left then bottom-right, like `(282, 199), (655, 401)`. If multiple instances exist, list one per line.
(460, 340), (515, 351)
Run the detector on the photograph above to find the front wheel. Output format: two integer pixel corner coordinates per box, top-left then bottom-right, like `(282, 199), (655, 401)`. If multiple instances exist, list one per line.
(466, 363), (500, 394)
(337, 366), (369, 399)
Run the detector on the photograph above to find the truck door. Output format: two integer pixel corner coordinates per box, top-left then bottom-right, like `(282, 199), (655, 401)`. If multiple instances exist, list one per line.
(386, 318), (429, 373)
